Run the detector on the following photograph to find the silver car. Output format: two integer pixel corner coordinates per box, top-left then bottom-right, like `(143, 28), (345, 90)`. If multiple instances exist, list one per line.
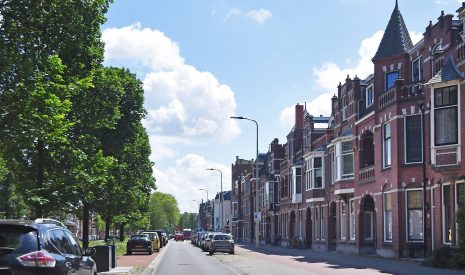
(209, 233), (234, 255)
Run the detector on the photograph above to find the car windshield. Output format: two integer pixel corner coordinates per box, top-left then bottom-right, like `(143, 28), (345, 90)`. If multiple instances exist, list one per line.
(143, 233), (157, 240)
(0, 225), (39, 255)
(214, 234), (231, 241)
(131, 235), (148, 241)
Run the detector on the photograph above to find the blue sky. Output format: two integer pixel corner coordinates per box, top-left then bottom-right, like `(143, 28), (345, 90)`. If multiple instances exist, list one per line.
(101, 0), (463, 212)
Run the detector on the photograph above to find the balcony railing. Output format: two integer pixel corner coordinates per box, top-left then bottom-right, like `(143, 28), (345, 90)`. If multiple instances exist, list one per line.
(379, 87), (396, 109)
(359, 165), (375, 184)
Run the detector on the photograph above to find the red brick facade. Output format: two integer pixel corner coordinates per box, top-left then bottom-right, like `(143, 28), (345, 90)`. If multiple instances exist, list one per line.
(231, 2), (465, 258)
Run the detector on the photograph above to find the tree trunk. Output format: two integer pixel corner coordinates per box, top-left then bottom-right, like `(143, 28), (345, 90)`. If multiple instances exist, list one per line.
(36, 139), (44, 218)
(82, 203), (90, 250)
(119, 223), (125, 242)
(105, 216), (111, 241)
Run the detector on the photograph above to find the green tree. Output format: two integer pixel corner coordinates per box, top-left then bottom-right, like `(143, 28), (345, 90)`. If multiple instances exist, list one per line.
(149, 192), (180, 232)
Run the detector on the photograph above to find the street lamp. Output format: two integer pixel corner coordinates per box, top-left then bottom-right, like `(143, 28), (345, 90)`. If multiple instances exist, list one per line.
(206, 168), (223, 231)
(198, 188), (209, 201)
(231, 115), (259, 247)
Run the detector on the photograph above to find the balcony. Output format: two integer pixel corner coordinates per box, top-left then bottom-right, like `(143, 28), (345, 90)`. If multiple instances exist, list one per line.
(378, 87), (396, 109)
(359, 165), (375, 184)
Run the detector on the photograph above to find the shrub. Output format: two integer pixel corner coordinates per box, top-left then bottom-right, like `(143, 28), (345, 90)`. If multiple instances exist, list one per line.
(431, 245), (458, 268)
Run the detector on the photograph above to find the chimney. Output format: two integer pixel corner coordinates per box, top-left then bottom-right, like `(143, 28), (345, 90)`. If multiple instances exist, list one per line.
(331, 94), (338, 115)
(295, 104), (304, 129)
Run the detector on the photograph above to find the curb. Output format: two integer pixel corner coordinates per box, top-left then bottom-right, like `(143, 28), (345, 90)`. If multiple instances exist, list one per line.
(141, 242), (170, 275)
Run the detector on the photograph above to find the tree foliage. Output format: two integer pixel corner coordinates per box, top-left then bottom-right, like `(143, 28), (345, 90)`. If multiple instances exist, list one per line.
(149, 192), (180, 231)
(0, 0), (155, 240)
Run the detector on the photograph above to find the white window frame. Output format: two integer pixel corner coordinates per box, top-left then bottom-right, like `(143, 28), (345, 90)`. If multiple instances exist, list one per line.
(442, 183), (452, 244)
(432, 85), (459, 146)
(349, 198), (355, 241)
(385, 70), (399, 90)
(456, 181), (465, 244)
(330, 150), (336, 185)
(307, 155), (324, 189)
(305, 159), (311, 191)
(321, 206), (326, 241)
(384, 192), (393, 242)
(340, 201), (347, 240)
(412, 56), (422, 82)
(315, 206), (320, 240)
(405, 189), (424, 242)
(383, 123), (391, 168)
(404, 114), (423, 164)
(366, 84), (374, 107)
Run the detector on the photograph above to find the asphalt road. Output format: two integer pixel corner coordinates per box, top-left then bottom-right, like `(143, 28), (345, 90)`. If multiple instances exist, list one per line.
(146, 240), (237, 275)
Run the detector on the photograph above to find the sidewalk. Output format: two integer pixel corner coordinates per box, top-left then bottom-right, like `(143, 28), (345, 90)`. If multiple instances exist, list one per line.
(236, 243), (464, 275)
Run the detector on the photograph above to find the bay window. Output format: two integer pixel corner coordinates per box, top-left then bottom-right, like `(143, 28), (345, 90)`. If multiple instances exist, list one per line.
(336, 141), (354, 180)
(434, 85), (458, 146)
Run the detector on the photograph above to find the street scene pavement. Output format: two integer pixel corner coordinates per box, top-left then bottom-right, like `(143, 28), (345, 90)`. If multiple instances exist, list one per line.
(109, 240), (465, 275)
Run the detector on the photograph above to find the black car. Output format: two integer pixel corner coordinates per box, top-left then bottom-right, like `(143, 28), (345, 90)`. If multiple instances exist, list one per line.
(126, 235), (152, 255)
(0, 218), (97, 275)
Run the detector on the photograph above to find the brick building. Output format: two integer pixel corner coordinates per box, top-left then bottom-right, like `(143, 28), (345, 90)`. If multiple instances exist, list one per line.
(230, 1), (465, 258)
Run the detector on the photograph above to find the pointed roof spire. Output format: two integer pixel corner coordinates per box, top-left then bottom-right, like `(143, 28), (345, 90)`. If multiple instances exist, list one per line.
(373, 1), (413, 59)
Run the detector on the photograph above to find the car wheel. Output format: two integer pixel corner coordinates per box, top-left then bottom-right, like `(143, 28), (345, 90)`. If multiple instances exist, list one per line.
(149, 250), (153, 255)
(157, 248), (160, 252)
(229, 250), (234, 254)
(126, 250), (132, 255)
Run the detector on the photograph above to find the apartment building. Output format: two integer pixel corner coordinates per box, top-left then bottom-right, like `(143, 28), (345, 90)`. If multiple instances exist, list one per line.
(231, 1), (465, 258)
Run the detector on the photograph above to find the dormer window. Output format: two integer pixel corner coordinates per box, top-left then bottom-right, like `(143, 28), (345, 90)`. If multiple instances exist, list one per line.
(385, 70), (399, 90)
(366, 84), (374, 107)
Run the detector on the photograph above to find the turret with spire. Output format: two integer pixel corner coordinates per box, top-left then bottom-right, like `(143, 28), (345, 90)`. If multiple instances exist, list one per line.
(373, 0), (413, 60)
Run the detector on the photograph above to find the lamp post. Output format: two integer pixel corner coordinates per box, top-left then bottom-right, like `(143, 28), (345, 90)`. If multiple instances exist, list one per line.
(207, 168), (223, 231)
(419, 102), (428, 258)
(230, 116), (259, 247)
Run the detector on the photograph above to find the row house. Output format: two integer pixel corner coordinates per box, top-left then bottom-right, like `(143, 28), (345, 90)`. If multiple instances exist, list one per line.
(231, 1), (465, 258)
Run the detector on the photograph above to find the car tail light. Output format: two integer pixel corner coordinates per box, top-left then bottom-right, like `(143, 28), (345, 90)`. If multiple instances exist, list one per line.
(17, 250), (56, 267)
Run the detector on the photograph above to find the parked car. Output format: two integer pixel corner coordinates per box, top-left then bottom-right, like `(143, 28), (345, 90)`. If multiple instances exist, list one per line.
(202, 232), (216, 252)
(0, 218), (97, 275)
(209, 233), (234, 255)
(126, 235), (152, 255)
(141, 231), (160, 252)
(195, 231), (208, 247)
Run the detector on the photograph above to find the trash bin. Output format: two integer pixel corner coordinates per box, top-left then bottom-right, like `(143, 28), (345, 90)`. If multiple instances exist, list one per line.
(93, 245), (112, 272)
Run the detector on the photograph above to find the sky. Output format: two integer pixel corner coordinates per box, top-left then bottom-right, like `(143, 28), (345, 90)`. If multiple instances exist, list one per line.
(101, 0), (464, 213)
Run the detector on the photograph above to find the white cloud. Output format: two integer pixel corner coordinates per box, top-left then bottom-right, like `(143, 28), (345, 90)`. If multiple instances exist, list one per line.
(154, 154), (231, 213)
(225, 8), (272, 24)
(279, 30), (424, 129)
(102, 23), (240, 152)
(103, 23), (184, 71)
(435, 0), (462, 5)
